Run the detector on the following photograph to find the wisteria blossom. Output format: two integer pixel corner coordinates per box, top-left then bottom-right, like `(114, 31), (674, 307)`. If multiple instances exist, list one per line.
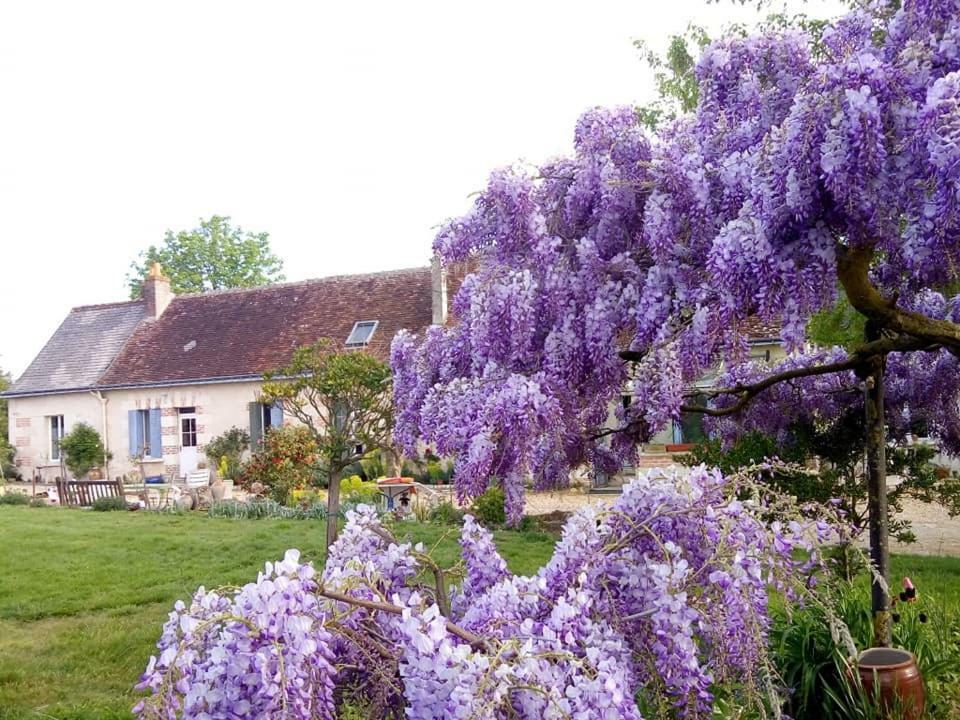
(136, 468), (840, 719)
(391, 0), (960, 519)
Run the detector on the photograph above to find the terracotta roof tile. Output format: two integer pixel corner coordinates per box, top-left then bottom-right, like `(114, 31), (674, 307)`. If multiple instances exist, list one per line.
(739, 317), (782, 342)
(97, 267), (434, 387)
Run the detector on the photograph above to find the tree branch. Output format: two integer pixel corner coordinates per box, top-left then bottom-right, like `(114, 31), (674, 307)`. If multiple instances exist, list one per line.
(317, 588), (482, 647)
(838, 245), (960, 351)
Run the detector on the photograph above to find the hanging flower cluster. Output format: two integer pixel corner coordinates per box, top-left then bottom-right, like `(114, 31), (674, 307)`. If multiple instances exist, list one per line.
(136, 467), (840, 719)
(391, 0), (960, 518)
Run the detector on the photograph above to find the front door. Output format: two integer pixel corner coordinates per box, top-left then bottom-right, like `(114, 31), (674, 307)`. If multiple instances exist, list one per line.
(178, 410), (198, 477)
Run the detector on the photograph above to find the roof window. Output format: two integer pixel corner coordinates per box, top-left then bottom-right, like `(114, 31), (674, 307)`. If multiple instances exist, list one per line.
(346, 320), (378, 347)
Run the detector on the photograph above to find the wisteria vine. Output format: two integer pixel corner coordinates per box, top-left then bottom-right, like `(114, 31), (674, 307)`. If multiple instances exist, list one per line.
(135, 467), (841, 719)
(391, 0), (960, 521)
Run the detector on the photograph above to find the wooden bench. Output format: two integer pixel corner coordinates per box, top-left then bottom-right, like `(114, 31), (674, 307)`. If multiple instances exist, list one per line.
(56, 479), (126, 508)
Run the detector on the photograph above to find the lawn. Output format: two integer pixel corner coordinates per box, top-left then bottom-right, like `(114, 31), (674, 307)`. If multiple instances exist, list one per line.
(0, 505), (956, 719)
(0, 505), (554, 720)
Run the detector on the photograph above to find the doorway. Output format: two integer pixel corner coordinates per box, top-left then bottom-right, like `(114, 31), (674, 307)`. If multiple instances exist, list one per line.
(178, 408), (198, 477)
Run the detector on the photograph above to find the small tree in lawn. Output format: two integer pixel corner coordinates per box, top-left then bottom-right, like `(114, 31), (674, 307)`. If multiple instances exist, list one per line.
(261, 340), (393, 548)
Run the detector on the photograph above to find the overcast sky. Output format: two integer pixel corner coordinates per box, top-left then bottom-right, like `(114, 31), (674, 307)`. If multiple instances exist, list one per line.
(0, 0), (845, 377)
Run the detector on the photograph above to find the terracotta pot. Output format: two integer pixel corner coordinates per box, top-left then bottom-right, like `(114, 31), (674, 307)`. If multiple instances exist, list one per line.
(857, 648), (924, 720)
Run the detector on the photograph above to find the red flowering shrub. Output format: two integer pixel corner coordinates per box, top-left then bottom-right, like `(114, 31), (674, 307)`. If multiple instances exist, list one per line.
(237, 425), (318, 504)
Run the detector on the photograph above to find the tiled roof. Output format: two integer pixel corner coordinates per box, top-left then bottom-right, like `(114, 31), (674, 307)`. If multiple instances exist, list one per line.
(97, 267), (434, 387)
(740, 317), (782, 342)
(5, 301), (146, 396)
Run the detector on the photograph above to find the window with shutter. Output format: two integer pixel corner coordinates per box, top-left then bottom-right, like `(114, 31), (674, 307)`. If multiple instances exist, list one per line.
(128, 409), (162, 459)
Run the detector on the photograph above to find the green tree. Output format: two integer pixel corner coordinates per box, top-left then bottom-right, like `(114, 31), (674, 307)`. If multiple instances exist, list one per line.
(0, 367), (15, 481)
(260, 340), (394, 548)
(127, 215), (285, 298)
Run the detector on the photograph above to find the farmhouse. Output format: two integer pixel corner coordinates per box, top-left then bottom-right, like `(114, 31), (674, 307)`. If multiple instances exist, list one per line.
(3, 263), (450, 483)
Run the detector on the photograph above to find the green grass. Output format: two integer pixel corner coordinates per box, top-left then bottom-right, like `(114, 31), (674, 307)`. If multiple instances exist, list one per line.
(0, 506), (555, 719)
(0, 505), (956, 719)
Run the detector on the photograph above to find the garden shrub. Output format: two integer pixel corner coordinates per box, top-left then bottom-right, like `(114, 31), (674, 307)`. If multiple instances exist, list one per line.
(203, 427), (250, 481)
(472, 486), (506, 526)
(341, 475), (379, 503)
(0, 443), (20, 481)
(237, 425), (318, 504)
(0, 492), (30, 505)
(92, 496), (128, 512)
(59, 423), (110, 479)
(428, 500), (464, 525)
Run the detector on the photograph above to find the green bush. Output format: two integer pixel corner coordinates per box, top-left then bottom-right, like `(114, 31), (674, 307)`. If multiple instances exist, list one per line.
(28, 498), (48, 508)
(92, 496), (128, 512)
(59, 423), (110, 479)
(0, 492), (30, 505)
(472, 486), (506, 526)
(0, 443), (20, 481)
(341, 475), (379, 503)
(428, 501), (465, 525)
(203, 427), (250, 481)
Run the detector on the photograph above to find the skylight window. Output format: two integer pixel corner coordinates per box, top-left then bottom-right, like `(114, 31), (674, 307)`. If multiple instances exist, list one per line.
(346, 320), (378, 347)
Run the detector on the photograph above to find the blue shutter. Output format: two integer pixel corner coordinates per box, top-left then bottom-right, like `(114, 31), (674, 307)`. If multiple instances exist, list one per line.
(128, 410), (139, 457)
(149, 408), (162, 459)
(270, 402), (283, 428)
(249, 403), (262, 446)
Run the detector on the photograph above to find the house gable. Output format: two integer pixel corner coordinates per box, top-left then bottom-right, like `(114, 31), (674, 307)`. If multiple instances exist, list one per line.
(5, 301), (145, 397)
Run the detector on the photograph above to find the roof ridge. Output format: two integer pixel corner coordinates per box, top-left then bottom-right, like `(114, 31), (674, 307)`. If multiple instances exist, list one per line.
(72, 299), (145, 312)
(172, 266), (431, 300)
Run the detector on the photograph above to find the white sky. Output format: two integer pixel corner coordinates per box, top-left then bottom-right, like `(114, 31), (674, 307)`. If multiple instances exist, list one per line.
(0, 0), (845, 377)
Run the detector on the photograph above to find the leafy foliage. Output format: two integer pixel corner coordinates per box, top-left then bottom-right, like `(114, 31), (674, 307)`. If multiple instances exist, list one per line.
(0, 368), (16, 481)
(806, 290), (868, 350)
(687, 416), (960, 546)
(340, 475), (379, 503)
(0, 492), (30, 505)
(92, 496), (129, 512)
(635, 25), (709, 129)
(427, 500), (465, 525)
(471, 485), (506, 526)
(202, 426), (250, 481)
(126, 215), (285, 297)
(237, 425), (318, 505)
(59, 423), (110, 479)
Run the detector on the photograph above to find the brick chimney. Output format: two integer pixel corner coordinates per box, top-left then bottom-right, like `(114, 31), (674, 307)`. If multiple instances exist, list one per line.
(431, 256), (447, 326)
(142, 262), (173, 320)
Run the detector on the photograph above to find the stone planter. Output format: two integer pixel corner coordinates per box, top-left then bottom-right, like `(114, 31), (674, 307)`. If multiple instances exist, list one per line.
(211, 482), (226, 503)
(857, 648), (924, 720)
